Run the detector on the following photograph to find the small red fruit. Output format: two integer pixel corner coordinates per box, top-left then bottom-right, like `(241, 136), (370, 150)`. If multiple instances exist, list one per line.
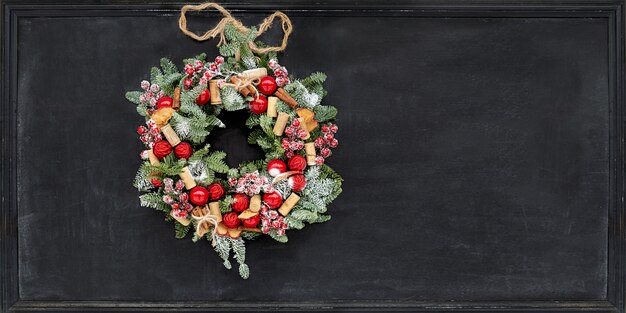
(196, 89), (210, 105)
(174, 142), (193, 159)
(267, 159), (287, 177)
(156, 96), (173, 109)
(258, 76), (278, 95)
(231, 194), (250, 213)
(189, 186), (209, 206)
(242, 214), (261, 228)
(207, 183), (225, 200)
(249, 96), (268, 114)
(288, 155), (307, 171)
(263, 192), (283, 209)
(223, 212), (241, 228)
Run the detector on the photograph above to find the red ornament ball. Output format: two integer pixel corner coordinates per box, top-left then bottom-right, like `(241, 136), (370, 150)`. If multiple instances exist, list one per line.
(207, 183), (225, 200)
(258, 76), (278, 96)
(288, 155), (307, 171)
(242, 214), (261, 228)
(156, 96), (173, 109)
(267, 159), (287, 177)
(249, 95), (268, 114)
(231, 194), (250, 213)
(174, 142), (193, 159)
(151, 179), (162, 187)
(196, 89), (210, 105)
(152, 140), (173, 159)
(263, 192), (283, 209)
(289, 174), (307, 192)
(189, 186), (209, 206)
(223, 212), (241, 228)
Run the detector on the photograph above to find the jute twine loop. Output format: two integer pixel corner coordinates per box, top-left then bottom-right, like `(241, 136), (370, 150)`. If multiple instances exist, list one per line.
(191, 207), (220, 247)
(178, 2), (293, 54)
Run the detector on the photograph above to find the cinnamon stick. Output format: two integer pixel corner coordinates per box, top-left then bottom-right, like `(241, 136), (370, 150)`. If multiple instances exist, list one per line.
(173, 87), (181, 111)
(275, 88), (298, 108)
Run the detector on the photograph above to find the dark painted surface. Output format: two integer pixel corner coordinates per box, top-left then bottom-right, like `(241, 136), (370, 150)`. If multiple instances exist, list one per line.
(15, 12), (609, 302)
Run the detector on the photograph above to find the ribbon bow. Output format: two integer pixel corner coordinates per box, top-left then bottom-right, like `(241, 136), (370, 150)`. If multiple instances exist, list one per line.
(178, 2), (293, 54)
(191, 205), (220, 247)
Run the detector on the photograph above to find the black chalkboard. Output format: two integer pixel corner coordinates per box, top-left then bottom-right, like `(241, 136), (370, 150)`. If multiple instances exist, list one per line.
(2, 1), (625, 312)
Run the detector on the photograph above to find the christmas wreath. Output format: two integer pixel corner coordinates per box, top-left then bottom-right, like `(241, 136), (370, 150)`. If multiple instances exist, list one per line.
(126, 3), (342, 278)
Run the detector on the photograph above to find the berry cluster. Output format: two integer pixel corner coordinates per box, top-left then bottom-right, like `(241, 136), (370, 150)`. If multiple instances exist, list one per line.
(228, 171), (272, 196)
(138, 81), (164, 115)
(137, 119), (163, 149)
(161, 178), (193, 218)
(281, 118), (307, 158)
(313, 123), (339, 165)
(267, 59), (290, 87)
(259, 207), (288, 236)
(184, 56), (225, 88)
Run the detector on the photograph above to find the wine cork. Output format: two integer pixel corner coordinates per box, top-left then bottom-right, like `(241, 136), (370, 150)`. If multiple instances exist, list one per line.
(249, 194), (261, 212)
(278, 193), (301, 216)
(242, 68), (268, 81)
(208, 201), (222, 222)
(148, 149), (160, 166)
(170, 210), (190, 226)
(267, 96), (278, 117)
(173, 87), (181, 111)
(305, 142), (316, 166)
(298, 118), (311, 139)
(179, 167), (196, 189)
(160, 124), (181, 146)
(238, 209), (258, 220)
(273, 112), (289, 136)
(209, 80), (221, 104)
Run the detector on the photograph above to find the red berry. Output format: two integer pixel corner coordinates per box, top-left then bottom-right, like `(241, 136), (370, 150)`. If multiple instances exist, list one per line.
(258, 76), (278, 95)
(223, 212), (241, 228)
(329, 138), (339, 148)
(137, 126), (148, 135)
(320, 147), (331, 158)
(189, 186), (209, 206)
(174, 142), (193, 159)
(321, 125), (330, 133)
(151, 179), (162, 187)
(324, 132), (334, 141)
(315, 156), (325, 165)
(263, 192), (283, 209)
(267, 159), (287, 177)
(242, 214), (261, 228)
(249, 96), (268, 114)
(184, 78), (193, 89)
(314, 137), (325, 148)
(330, 124), (338, 133)
(231, 194), (250, 213)
(171, 202), (180, 210)
(156, 96), (173, 109)
(196, 89), (210, 105)
(288, 155), (307, 171)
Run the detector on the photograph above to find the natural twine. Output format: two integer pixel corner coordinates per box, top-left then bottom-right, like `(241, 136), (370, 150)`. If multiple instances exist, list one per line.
(178, 2), (293, 54)
(191, 206), (220, 247)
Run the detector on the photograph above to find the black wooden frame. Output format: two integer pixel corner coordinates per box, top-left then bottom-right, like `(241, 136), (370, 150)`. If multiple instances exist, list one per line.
(1, 1), (624, 312)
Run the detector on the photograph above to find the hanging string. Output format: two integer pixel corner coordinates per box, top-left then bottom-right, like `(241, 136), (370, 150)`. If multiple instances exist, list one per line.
(178, 2), (293, 54)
